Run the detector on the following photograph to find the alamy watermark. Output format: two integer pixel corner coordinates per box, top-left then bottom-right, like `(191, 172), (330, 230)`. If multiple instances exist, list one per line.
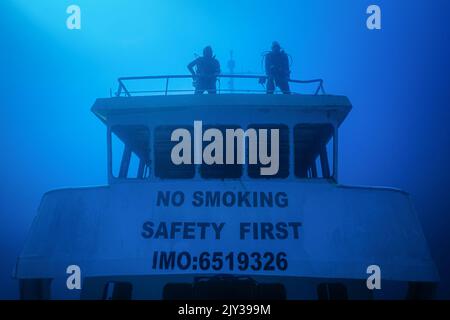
(367, 5), (381, 30)
(66, 5), (81, 30)
(66, 264), (82, 290)
(366, 264), (381, 290)
(170, 121), (280, 176)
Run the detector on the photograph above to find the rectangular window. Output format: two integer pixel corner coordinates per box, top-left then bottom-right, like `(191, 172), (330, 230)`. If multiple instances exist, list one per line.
(200, 125), (242, 179)
(111, 125), (150, 179)
(317, 283), (348, 300)
(103, 282), (133, 300)
(294, 124), (334, 179)
(19, 279), (52, 300)
(248, 124), (289, 179)
(154, 125), (195, 179)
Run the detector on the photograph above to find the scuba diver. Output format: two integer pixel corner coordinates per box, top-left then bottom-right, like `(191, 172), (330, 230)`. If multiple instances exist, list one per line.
(263, 41), (291, 94)
(187, 46), (221, 94)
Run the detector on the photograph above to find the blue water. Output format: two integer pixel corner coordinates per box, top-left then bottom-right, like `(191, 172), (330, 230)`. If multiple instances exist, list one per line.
(0, 0), (449, 299)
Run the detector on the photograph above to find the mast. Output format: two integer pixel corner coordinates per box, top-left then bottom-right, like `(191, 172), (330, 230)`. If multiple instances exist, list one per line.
(227, 50), (235, 92)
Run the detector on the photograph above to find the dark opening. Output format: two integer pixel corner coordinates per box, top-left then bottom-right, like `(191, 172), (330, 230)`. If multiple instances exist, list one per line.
(163, 283), (193, 300)
(155, 125), (195, 179)
(19, 279), (52, 300)
(111, 125), (150, 179)
(200, 125), (242, 179)
(248, 124), (289, 179)
(406, 282), (437, 300)
(317, 283), (348, 300)
(162, 276), (286, 300)
(294, 124), (334, 179)
(102, 281), (133, 300)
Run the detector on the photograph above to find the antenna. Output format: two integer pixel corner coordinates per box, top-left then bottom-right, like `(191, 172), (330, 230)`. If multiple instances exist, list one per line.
(227, 50), (235, 92)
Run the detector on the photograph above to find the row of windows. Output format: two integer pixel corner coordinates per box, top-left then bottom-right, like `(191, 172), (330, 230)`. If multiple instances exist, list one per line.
(101, 281), (348, 300)
(20, 277), (430, 299)
(111, 124), (335, 180)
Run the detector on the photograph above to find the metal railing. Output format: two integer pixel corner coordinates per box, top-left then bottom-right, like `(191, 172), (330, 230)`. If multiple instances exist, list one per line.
(115, 74), (326, 97)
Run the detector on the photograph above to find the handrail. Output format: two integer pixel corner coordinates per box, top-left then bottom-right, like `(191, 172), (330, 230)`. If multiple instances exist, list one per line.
(116, 74), (326, 97)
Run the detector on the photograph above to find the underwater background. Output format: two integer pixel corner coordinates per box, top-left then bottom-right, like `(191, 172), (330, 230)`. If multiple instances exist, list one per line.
(0, 0), (449, 298)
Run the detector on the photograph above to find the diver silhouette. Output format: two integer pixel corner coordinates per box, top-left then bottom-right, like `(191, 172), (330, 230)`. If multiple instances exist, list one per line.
(187, 46), (221, 94)
(264, 41), (291, 94)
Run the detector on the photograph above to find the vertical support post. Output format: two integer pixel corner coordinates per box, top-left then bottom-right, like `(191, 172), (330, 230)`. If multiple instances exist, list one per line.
(137, 159), (145, 179)
(290, 127), (295, 179)
(165, 78), (169, 96)
(333, 125), (338, 182)
(107, 127), (113, 183)
(119, 146), (132, 179)
(320, 145), (330, 179)
(149, 128), (154, 180)
(311, 160), (318, 178)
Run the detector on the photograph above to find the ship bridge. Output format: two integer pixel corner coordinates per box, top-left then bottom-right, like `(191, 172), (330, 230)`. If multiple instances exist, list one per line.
(92, 75), (350, 184)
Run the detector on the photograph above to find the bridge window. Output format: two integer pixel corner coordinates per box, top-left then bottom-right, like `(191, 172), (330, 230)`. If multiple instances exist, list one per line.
(294, 124), (334, 179)
(163, 283), (193, 300)
(200, 125), (242, 179)
(19, 279), (52, 300)
(111, 126), (150, 179)
(102, 281), (133, 300)
(155, 125), (195, 179)
(248, 124), (289, 179)
(317, 283), (348, 300)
